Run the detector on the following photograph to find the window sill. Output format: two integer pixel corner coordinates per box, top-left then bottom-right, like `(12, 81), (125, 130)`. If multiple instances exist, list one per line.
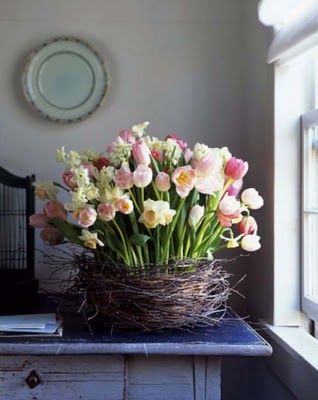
(263, 323), (318, 400)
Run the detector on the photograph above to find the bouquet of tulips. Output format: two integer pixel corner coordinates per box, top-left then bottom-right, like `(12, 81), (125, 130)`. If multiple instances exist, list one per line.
(30, 122), (263, 268)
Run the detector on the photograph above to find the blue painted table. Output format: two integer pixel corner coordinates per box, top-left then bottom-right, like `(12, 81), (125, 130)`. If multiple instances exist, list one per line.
(0, 299), (271, 400)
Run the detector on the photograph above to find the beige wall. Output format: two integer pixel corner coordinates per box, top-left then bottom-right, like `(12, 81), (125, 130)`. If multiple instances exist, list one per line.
(0, 0), (248, 288)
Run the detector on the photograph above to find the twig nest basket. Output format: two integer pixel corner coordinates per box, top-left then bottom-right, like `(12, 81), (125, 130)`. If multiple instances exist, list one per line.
(69, 256), (232, 332)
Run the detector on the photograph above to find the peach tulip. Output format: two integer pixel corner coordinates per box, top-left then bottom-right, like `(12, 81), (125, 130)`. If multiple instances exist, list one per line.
(44, 201), (67, 221)
(29, 213), (48, 228)
(172, 166), (196, 198)
(98, 203), (116, 222)
(40, 226), (64, 246)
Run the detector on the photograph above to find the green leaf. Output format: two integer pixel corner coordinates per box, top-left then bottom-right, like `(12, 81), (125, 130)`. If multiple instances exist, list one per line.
(51, 220), (82, 245)
(129, 233), (152, 247)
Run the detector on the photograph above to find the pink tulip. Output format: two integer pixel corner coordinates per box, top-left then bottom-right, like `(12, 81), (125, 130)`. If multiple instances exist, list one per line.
(217, 211), (233, 228)
(172, 166), (196, 198)
(227, 179), (243, 197)
(155, 172), (171, 192)
(133, 164), (153, 188)
(225, 157), (249, 181)
(195, 152), (221, 177)
(118, 129), (136, 144)
(183, 148), (193, 164)
(166, 133), (188, 150)
(77, 207), (97, 228)
(63, 170), (77, 189)
(40, 226), (64, 246)
(44, 201), (67, 221)
(93, 157), (110, 171)
(239, 216), (258, 235)
(29, 213), (48, 228)
(98, 203), (116, 222)
(82, 162), (98, 178)
(195, 174), (223, 195)
(114, 165), (134, 189)
(151, 149), (163, 162)
(132, 139), (151, 165)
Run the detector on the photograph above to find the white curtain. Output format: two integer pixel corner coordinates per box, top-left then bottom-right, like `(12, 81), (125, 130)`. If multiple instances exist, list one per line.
(258, 0), (318, 63)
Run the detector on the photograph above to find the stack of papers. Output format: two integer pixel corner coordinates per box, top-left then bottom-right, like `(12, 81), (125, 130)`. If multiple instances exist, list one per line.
(0, 313), (62, 337)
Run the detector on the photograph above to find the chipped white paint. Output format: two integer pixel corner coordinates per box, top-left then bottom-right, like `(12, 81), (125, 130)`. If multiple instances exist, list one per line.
(0, 355), (221, 400)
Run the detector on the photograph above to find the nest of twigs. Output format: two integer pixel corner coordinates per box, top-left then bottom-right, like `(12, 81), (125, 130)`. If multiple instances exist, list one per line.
(61, 255), (233, 332)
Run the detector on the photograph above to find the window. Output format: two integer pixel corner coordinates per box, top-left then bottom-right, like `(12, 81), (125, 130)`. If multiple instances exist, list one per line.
(302, 108), (318, 323)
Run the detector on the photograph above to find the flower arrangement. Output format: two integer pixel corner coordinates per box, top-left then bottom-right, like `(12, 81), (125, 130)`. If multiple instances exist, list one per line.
(30, 121), (263, 267)
(30, 122), (263, 331)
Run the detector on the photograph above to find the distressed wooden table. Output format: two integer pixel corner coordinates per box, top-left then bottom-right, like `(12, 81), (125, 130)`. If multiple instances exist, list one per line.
(0, 301), (271, 400)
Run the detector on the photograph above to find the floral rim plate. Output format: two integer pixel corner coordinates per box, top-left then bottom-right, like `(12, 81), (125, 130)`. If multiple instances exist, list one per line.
(22, 37), (108, 123)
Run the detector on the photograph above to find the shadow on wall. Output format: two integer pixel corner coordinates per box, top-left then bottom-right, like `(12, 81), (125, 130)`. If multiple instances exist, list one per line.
(222, 357), (297, 400)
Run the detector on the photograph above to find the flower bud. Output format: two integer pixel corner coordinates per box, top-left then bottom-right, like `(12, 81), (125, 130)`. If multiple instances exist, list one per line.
(219, 194), (240, 216)
(29, 213), (48, 228)
(98, 203), (116, 222)
(155, 172), (171, 192)
(238, 216), (258, 235)
(133, 164), (153, 188)
(132, 139), (151, 165)
(225, 157), (248, 180)
(188, 205), (204, 228)
(241, 234), (261, 252)
(77, 207), (97, 228)
(40, 226), (64, 246)
(241, 188), (264, 210)
(114, 165), (134, 190)
(44, 201), (67, 221)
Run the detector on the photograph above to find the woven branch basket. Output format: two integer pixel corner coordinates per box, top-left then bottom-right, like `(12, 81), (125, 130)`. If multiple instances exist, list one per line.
(64, 256), (232, 332)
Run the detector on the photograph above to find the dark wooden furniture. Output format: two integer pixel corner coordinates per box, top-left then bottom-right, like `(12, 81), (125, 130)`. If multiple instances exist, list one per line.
(0, 166), (38, 312)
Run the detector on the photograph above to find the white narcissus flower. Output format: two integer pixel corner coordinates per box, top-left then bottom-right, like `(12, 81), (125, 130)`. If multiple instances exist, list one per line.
(241, 188), (264, 210)
(241, 235), (261, 252)
(33, 181), (58, 201)
(99, 185), (124, 204)
(72, 165), (90, 187)
(188, 205), (204, 228)
(132, 121), (150, 137)
(219, 194), (241, 216)
(163, 139), (182, 165)
(83, 184), (100, 201)
(192, 143), (212, 161)
(97, 166), (115, 185)
(56, 146), (66, 162)
(79, 229), (104, 249)
(139, 199), (176, 229)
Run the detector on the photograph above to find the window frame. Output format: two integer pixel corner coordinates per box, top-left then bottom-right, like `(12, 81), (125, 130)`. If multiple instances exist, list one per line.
(301, 108), (318, 322)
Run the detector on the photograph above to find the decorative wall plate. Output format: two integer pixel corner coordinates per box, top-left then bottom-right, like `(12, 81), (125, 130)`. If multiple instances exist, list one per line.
(22, 37), (108, 123)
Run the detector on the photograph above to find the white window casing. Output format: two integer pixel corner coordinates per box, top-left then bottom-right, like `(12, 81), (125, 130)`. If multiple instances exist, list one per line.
(301, 108), (318, 322)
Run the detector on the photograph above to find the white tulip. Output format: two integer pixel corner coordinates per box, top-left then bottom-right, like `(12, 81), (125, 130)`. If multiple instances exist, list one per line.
(188, 205), (205, 228)
(219, 194), (241, 216)
(241, 188), (264, 210)
(241, 235), (261, 252)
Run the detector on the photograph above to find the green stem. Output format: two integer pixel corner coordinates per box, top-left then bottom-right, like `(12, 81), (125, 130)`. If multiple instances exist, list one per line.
(112, 219), (130, 266)
(129, 189), (141, 215)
